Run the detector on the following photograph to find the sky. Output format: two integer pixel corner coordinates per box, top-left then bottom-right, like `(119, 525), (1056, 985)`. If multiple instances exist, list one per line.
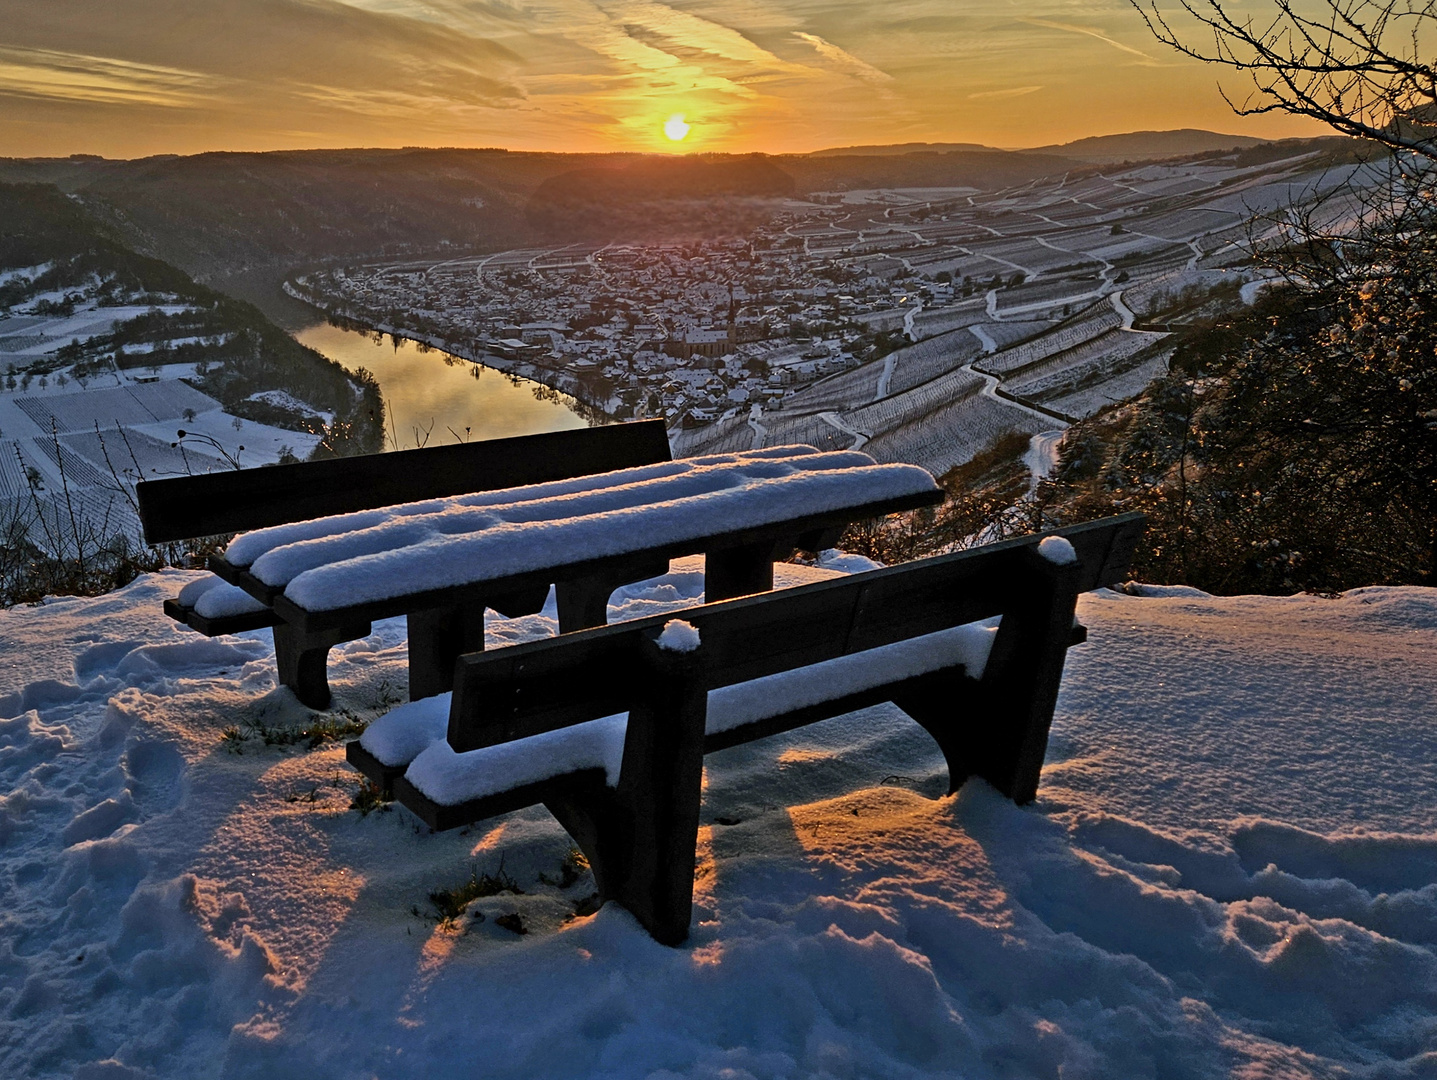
(0, 0), (1327, 158)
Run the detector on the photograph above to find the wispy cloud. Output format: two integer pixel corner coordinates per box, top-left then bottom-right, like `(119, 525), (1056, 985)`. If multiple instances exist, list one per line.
(1020, 18), (1164, 66)
(968, 85), (1043, 101)
(792, 31), (894, 86)
(0, 46), (220, 108)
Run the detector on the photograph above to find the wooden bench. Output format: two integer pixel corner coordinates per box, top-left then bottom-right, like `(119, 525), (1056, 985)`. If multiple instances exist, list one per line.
(346, 512), (1145, 945)
(140, 421), (675, 705)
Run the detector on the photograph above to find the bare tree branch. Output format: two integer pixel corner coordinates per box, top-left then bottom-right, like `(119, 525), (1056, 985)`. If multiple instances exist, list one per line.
(1132, 0), (1437, 159)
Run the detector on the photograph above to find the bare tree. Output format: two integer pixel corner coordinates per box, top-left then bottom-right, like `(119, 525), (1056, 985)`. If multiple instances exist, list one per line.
(1024, 0), (1437, 591)
(1133, 0), (1437, 158)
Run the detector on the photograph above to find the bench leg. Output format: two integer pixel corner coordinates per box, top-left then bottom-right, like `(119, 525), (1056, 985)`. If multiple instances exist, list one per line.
(488, 583), (551, 620)
(409, 585), (550, 700)
(543, 640), (707, 946)
(795, 526), (844, 555)
(890, 666), (980, 794)
(705, 540), (781, 602)
(968, 557), (1082, 803)
(273, 619), (371, 710)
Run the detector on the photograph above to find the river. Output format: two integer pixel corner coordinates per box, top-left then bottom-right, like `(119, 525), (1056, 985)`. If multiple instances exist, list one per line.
(293, 321), (595, 449)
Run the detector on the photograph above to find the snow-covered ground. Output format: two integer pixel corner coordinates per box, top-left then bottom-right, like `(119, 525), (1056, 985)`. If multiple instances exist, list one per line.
(0, 371), (321, 551)
(2, 560), (1435, 1079)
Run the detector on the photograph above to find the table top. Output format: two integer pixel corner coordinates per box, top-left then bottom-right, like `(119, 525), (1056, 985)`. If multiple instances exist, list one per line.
(211, 445), (941, 622)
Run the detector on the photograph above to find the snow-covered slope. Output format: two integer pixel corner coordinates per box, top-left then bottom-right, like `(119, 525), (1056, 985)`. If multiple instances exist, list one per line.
(2, 563), (1435, 1079)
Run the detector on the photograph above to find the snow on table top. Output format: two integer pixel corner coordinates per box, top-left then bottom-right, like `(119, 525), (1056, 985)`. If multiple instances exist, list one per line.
(223, 446), (938, 613)
(376, 619), (999, 806)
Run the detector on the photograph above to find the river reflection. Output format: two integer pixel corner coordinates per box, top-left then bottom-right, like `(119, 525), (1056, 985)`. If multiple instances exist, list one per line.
(293, 321), (595, 449)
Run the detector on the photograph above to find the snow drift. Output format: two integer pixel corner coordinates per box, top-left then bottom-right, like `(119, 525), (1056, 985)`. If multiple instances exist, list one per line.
(2, 559), (1436, 1078)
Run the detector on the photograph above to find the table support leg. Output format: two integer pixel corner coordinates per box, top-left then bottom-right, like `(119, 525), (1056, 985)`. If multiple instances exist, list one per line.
(556, 556), (671, 634)
(555, 579), (614, 634)
(795, 526), (844, 555)
(407, 605), (487, 701)
(487, 584), (550, 620)
(273, 619), (371, 710)
(705, 541), (781, 602)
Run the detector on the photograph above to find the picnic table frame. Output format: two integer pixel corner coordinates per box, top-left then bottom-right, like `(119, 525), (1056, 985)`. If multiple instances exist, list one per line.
(207, 485), (943, 705)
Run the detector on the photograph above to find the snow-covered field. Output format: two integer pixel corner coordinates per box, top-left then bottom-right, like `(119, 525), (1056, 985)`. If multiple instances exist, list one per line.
(2, 560), (1436, 1079)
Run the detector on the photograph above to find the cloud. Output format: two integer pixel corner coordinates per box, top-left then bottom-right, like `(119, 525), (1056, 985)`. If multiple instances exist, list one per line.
(792, 31), (894, 85)
(0, 0), (1307, 156)
(0, 47), (220, 108)
(967, 85), (1043, 101)
(1020, 18), (1164, 66)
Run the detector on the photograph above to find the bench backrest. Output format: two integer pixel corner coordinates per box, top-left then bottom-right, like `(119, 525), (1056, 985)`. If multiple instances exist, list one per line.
(446, 512), (1144, 752)
(136, 419), (672, 544)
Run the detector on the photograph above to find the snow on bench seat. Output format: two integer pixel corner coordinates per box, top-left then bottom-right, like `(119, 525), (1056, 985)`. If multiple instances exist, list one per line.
(361, 618), (999, 807)
(222, 447), (939, 614)
(175, 574), (269, 619)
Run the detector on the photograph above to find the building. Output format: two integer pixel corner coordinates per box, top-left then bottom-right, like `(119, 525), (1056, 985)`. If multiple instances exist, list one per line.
(667, 328), (731, 360)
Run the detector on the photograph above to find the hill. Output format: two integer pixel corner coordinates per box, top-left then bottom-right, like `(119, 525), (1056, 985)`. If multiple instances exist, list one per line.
(0, 181), (380, 446)
(1027, 128), (1268, 161)
(805, 131), (1283, 163)
(0, 134), (1311, 324)
(806, 141), (995, 157)
(525, 155), (797, 239)
(0, 182), (385, 597)
(775, 148), (1074, 193)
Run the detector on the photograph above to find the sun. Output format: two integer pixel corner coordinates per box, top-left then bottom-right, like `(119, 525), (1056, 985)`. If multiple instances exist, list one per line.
(663, 114), (691, 142)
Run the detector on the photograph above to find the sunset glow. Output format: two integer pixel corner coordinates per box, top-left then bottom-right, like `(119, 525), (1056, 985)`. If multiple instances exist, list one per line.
(0, 0), (1327, 158)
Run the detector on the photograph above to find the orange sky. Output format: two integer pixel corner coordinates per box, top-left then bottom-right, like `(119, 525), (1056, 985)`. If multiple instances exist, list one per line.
(0, 0), (1327, 158)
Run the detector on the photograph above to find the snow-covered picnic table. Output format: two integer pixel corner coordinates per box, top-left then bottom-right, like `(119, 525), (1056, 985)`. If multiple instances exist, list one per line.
(195, 445), (942, 706)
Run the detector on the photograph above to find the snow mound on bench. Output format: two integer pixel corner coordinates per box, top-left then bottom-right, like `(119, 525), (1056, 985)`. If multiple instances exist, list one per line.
(405, 714), (628, 803)
(175, 575), (268, 619)
(656, 619), (701, 653)
(398, 620), (999, 807)
(358, 692), (450, 768)
(225, 447), (937, 612)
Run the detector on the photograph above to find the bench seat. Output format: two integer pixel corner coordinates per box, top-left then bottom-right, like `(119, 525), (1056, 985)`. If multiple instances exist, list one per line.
(163, 575), (281, 636)
(344, 511), (1144, 944)
(351, 616), (1002, 804)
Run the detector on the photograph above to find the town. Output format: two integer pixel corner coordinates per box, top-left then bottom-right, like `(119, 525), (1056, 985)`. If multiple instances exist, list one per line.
(288, 138), (1334, 476)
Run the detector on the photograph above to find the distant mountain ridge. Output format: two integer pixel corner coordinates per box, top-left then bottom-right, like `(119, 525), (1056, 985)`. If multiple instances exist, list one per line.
(811, 129), (1274, 164)
(526, 155), (795, 239)
(1025, 128), (1269, 161)
(807, 142), (994, 157)
(0, 146), (1087, 301)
